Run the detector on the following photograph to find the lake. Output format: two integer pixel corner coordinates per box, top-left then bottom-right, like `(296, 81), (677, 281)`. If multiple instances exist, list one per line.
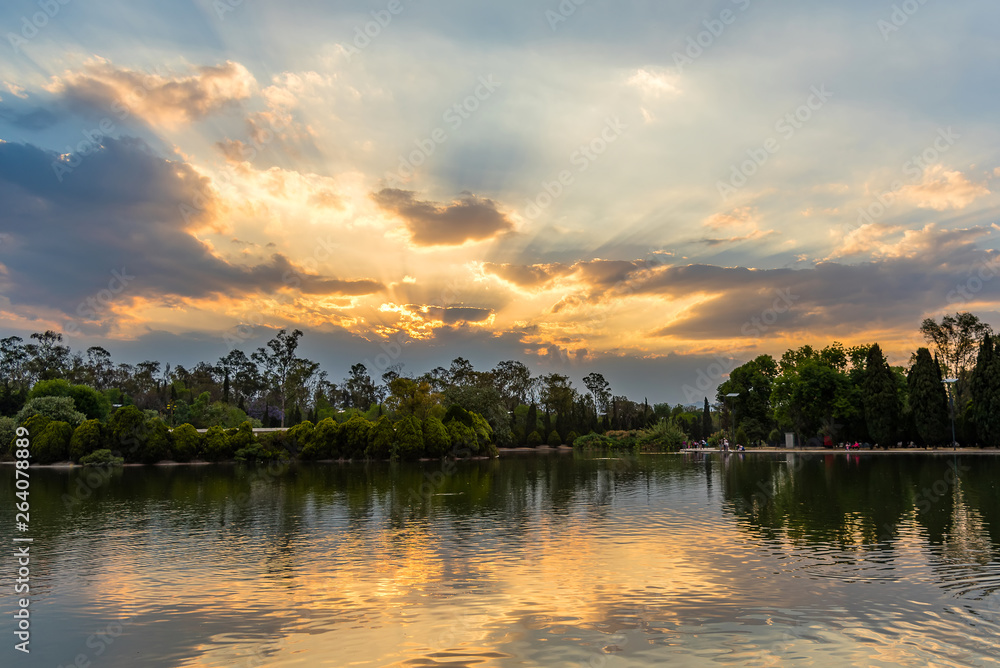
(2, 452), (999, 667)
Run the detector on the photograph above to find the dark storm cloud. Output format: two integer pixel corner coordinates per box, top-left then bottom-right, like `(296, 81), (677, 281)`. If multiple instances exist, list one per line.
(0, 139), (382, 315)
(424, 306), (493, 324)
(372, 188), (514, 246)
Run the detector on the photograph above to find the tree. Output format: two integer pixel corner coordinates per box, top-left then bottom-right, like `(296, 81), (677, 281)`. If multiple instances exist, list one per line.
(24, 330), (70, 381)
(171, 424), (202, 462)
(702, 398), (712, 440)
(106, 406), (149, 461)
(70, 419), (104, 462)
(907, 348), (950, 446)
(921, 312), (991, 407)
(969, 334), (1000, 446)
(202, 426), (233, 461)
(29, 379), (110, 422)
(492, 360), (533, 412)
(32, 420), (73, 464)
(394, 415), (425, 460)
(15, 396), (86, 427)
(344, 363), (378, 411)
(582, 372), (611, 418)
(862, 344), (901, 447)
(547, 429), (562, 446)
(718, 354), (777, 443)
(367, 416), (395, 459)
(422, 416), (451, 457)
(251, 329), (309, 427)
(771, 355), (855, 442)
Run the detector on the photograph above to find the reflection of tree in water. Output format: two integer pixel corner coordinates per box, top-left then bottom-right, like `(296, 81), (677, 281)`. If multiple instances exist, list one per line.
(720, 455), (1000, 556)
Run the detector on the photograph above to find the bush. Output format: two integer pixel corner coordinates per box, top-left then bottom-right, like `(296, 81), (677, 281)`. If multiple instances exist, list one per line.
(565, 431), (579, 445)
(29, 380), (111, 422)
(340, 416), (373, 459)
(70, 419), (104, 462)
(172, 423), (202, 462)
(33, 420), (73, 463)
(141, 418), (173, 463)
(105, 406), (148, 460)
(393, 415), (425, 461)
(285, 421), (315, 456)
(235, 441), (285, 463)
(470, 412), (494, 456)
(547, 429), (562, 446)
(735, 426), (748, 447)
(637, 419), (686, 452)
(422, 416), (451, 457)
(302, 418), (338, 460)
(16, 396), (86, 427)
(79, 449), (124, 467)
(447, 419), (478, 455)
(367, 416), (395, 459)
(768, 429), (782, 445)
(0, 416), (16, 455)
(230, 421), (254, 453)
(526, 430), (542, 447)
(202, 425), (233, 461)
(573, 432), (612, 448)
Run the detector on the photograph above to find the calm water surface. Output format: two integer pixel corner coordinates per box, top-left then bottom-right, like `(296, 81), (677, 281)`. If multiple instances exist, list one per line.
(2, 452), (1000, 667)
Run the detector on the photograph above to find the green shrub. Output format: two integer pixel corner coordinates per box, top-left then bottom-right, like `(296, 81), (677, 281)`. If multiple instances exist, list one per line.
(768, 429), (782, 445)
(70, 419), (104, 462)
(340, 416), (373, 459)
(33, 420), (73, 463)
(106, 406), (148, 461)
(285, 421), (315, 456)
(526, 430), (542, 447)
(172, 423), (202, 462)
(16, 396), (86, 427)
(367, 416), (395, 459)
(422, 416), (451, 457)
(393, 415), (425, 461)
(230, 421), (254, 452)
(202, 425), (233, 461)
(735, 426), (748, 446)
(470, 412), (494, 456)
(547, 429), (562, 446)
(235, 441), (284, 463)
(141, 418), (173, 463)
(29, 380), (111, 422)
(446, 419), (478, 455)
(80, 448), (124, 467)
(302, 418), (338, 460)
(0, 416), (16, 455)
(565, 431), (579, 445)
(573, 432), (611, 448)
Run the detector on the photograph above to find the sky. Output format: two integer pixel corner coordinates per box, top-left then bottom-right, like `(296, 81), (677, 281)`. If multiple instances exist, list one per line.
(1, 0), (999, 404)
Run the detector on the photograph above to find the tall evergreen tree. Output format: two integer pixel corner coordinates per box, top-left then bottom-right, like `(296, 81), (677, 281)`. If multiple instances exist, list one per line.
(907, 347), (949, 446)
(702, 397), (712, 439)
(862, 343), (901, 447)
(969, 334), (1000, 446)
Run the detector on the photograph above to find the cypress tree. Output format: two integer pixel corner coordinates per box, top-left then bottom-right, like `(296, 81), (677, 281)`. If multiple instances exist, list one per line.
(862, 343), (901, 447)
(907, 347), (949, 446)
(969, 334), (1000, 446)
(524, 403), (537, 445)
(702, 397), (712, 439)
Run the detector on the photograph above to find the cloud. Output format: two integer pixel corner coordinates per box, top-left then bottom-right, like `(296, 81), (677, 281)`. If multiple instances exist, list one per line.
(47, 58), (255, 127)
(627, 68), (680, 98)
(698, 207), (774, 246)
(898, 166), (990, 211)
(0, 139), (382, 324)
(372, 188), (515, 246)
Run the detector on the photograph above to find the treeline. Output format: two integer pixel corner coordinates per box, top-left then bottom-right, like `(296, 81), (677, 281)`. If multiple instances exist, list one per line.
(718, 312), (999, 448)
(0, 328), (706, 462)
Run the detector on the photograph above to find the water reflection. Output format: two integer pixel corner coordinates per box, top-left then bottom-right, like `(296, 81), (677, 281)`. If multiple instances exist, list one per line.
(1, 454), (999, 666)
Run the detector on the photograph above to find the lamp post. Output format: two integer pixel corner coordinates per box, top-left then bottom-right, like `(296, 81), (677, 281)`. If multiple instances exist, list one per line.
(725, 392), (739, 449)
(943, 378), (957, 451)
